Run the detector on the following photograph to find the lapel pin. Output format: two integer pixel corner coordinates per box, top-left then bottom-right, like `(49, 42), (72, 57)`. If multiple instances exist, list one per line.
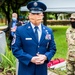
(28, 26), (31, 29)
(43, 27), (45, 29)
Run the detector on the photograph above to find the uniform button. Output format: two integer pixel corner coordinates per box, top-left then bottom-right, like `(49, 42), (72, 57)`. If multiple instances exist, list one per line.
(36, 52), (39, 55)
(38, 46), (40, 48)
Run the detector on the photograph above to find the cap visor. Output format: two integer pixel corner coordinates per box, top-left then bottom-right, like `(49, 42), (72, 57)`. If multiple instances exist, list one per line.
(30, 10), (42, 14)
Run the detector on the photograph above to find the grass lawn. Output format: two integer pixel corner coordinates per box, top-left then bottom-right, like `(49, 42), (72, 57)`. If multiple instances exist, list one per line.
(49, 25), (69, 59)
(0, 23), (6, 26)
(48, 25), (69, 75)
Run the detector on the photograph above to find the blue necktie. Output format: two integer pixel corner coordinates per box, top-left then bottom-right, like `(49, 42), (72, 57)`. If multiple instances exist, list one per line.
(34, 26), (38, 42)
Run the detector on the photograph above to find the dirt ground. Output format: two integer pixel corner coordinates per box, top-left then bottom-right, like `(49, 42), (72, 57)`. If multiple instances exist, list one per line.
(0, 73), (3, 75)
(0, 70), (58, 75)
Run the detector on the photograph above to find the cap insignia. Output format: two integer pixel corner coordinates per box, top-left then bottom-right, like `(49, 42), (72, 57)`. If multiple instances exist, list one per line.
(33, 2), (38, 6)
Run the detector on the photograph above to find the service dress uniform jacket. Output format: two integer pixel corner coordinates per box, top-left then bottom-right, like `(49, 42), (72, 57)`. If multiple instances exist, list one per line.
(11, 22), (56, 75)
(4, 20), (21, 40)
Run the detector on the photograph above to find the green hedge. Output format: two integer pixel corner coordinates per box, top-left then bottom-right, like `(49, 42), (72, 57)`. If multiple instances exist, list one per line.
(47, 20), (70, 25)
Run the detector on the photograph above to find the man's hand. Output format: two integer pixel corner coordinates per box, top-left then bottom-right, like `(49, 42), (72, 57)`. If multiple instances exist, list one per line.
(31, 56), (41, 65)
(0, 31), (3, 33)
(31, 54), (47, 65)
(11, 26), (17, 32)
(37, 54), (47, 61)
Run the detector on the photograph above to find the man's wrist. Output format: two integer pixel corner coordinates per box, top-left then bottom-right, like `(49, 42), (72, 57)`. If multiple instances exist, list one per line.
(44, 55), (47, 60)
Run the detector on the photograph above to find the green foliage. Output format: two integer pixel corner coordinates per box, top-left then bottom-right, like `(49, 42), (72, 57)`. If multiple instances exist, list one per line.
(47, 20), (70, 25)
(0, 23), (6, 26)
(0, 46), (16, 74)
(47, 13), (56, 20)
(0, 46), (16, 68)
(48, 15), (56, 20)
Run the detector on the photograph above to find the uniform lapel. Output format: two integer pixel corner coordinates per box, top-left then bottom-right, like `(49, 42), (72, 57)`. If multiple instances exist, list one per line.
(26, 23), (38, 44)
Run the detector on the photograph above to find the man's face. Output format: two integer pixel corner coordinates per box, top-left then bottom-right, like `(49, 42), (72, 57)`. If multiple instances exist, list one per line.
(70, 18), (75, 28)
(12, 13), (17, 19)
(28, 13), (43, 25)
(70, 18), (75, 22)
(12, 13), (17, 21)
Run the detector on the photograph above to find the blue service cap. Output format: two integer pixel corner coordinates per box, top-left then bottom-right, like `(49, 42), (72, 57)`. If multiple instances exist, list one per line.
(27, 1), (47, 13)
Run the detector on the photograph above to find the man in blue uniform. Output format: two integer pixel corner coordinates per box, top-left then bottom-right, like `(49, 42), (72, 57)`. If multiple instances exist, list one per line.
(11, 1), (56, 75)
(3, 13), (22, 49)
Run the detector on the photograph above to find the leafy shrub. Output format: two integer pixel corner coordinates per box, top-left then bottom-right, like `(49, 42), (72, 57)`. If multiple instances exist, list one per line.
(47, 20), (70, 25)
(0, 46), (16, 75)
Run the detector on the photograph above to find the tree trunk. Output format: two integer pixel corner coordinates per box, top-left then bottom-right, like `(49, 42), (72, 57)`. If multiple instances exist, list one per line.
(43, 12), (47, 26)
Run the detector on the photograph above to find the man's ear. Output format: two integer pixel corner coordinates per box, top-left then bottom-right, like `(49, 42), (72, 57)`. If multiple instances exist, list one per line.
(42, 16), (44, 19)
(28, 13), (31, 15)
(41, 13), (44, 19)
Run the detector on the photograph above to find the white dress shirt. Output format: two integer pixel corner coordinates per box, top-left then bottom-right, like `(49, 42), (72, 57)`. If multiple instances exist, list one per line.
(30, 22), (42, 42)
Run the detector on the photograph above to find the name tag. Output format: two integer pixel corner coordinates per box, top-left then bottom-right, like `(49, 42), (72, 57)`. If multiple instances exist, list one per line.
(25, 38), (32, 40)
